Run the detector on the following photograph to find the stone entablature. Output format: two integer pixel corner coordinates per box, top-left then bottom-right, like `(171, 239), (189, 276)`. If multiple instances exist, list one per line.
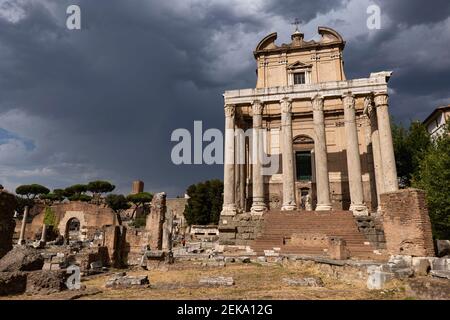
(224, 72), (390, 106)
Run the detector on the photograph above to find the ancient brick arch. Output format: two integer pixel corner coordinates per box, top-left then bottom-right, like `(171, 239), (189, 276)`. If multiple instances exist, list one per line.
(57, 210), (88, 241)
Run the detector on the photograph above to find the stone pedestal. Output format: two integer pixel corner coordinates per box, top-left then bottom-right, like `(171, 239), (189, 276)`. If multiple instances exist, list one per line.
(343, 93), (368, 216)
(280, 98), (297, 211)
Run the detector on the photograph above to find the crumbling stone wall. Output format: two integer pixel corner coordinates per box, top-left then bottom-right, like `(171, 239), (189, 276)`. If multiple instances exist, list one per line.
(25, 201), (119, 240)
(146, 192), (166, 250)
(0, 190), (17, 259)
(355, 216), (386, 249)
(380, 189), (435, 256)
(219, 213), (265, 246)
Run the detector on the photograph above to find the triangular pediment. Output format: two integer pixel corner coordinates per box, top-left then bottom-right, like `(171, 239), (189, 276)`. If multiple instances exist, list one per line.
(287, 61), (312, 69)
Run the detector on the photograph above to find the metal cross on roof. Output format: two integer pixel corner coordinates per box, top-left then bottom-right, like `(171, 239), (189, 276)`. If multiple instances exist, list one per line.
(291, 18), (301, 32)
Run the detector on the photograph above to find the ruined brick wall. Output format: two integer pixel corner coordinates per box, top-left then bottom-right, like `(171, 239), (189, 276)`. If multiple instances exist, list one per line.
(146, 192), (166, 250)
(25, 201), (118, 240)
(0, 190), (17, 258)
(380, 189), (435, 257)
(123, 228), (150, 265)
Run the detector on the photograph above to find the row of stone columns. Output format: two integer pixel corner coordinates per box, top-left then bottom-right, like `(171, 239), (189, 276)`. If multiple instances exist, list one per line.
(221, 92), (398, 216)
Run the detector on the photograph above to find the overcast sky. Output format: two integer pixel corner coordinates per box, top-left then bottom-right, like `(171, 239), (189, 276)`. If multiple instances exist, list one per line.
(0, 0), (449, 196)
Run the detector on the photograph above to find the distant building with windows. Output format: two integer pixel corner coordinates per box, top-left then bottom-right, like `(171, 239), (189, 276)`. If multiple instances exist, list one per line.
(423, 105), (450, 139)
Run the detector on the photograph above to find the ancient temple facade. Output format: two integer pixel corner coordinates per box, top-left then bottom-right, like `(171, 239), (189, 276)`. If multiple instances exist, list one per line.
(220, 27), (399, 217)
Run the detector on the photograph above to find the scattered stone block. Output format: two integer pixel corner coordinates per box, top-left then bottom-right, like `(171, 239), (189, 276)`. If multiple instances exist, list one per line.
(105, 273), (150, 289)
(367, 270), (394, 290)
(431, 258), (448, 271)
(393, 268), (414, 279)
(199, 277), (234, 286)
(236, 256), (251, 263)
(282, 277), (324, 287)
(435, 240), (450, 257)
(256, 256), (266, 263)
(328, 237), (349, 260)
(430, 270), (450, 280)
(224, 257), (235, 263)
(411, 258), (431, 276)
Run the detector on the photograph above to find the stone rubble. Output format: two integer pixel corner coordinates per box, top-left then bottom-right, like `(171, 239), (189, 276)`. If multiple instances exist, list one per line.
(199, 276), (234, 286)
(282, 277), (324, 287)
(105, 272), (150, 289)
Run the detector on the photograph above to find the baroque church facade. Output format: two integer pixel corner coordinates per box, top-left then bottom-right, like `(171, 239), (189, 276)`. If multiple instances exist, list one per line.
(220, 27), (399, 218)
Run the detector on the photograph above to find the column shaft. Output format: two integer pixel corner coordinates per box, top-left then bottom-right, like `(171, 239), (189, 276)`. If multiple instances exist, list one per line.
(374, 93), (399, 192)
(18, 205), (29, 245)
(221, 105), (237, 216)
(312, 95), (332, 211)
(281, 98), (297, 211)
(343, 93), (368, 216)
(251, 100), (267, 214)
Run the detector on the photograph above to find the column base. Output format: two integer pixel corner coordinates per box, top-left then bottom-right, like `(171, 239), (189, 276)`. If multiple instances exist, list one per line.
(251, 203), (267, 216)
(350, 204), (369, 216)
(221, 204), (237, 216)
(281, 204), (297, 211)
(315, 204), (332, 211)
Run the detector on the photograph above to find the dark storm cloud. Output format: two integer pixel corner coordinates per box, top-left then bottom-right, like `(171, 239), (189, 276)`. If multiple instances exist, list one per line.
(0, 0), (449, 195)
(377, 0), (450, 26)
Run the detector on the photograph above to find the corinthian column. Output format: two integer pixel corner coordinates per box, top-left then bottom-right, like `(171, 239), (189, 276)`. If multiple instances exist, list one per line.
(221, 104), (237, 216)
(280, 98), (297, 211)
(343, 93), (368, 216)
(312, 95), (332, 211)
(365, 95), (384, 211)
(250, 100), (267, 215)
(374, 92), (399, 192)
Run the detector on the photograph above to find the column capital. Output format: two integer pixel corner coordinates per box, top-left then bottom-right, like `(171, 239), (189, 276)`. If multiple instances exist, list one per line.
(342, 92), (355, 110)
(224, 104), (236, 118)
(312, 94), (324, 111)
(252, 100), (264, 115)
(280, 97), (293, 114)
(374, 92), (389, 107)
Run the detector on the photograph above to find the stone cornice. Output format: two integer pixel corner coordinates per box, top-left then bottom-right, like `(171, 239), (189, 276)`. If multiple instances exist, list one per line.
(223, 73), (391, 105)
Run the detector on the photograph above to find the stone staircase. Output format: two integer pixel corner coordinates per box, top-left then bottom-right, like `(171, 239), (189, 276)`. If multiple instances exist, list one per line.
(251, 210), (377, 259)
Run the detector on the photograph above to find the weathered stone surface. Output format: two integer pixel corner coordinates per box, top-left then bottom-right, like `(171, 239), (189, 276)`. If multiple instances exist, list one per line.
(224, 257), (235, 263)
(199, 276), (234, 286)
(0, 247), (44, 272)
(146, 192), (166, 251)
(236, 256), (251, 263)
(411, 258), (431, 276)
(436, 240), (450, 257)
(282, 277), (324, 287)
(406, 278), (450, 300)
(367, 268), (394, 290)
(328, 237), (349, 260)
(430, 270), (450, 280)
(0, 272), (27, 296)
(25, 270), (67, 295)
(105, 273), (150, 289)
(0, 190), (17, 259)
(431, 258), (448, 271)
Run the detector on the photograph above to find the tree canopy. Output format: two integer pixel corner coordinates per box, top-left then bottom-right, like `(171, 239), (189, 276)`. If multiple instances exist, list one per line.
(15, 184), (50, 199)
(105, 194), (131, 213)
(411, 121), (450, 239)
(87, 180), (115, 195)
(392, 121), (431, 187)
(184, 179), (223, 226)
